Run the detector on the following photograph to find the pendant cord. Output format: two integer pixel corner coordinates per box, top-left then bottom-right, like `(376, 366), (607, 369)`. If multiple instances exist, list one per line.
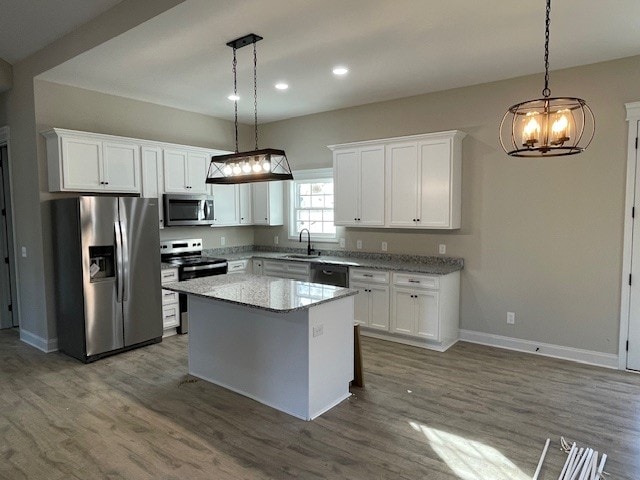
(542, 0), (551, 98)
(253, 41), (258, 150)
(233, 46), (239, 153)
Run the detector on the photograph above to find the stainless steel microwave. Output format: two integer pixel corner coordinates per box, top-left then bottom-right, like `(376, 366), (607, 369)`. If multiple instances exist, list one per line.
(163, 194), (214, 227)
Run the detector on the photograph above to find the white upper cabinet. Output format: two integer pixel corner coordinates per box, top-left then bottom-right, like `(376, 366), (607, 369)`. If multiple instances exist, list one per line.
(387, 131), (465, 229)
(330, 130), (465, 230)
(211, 184), (240, 226)
(43, 129), (141, 193)
(252, 181), (284, 226)
(163, 148), (208, 194)
(239, 183), (253, 225)
(332, 146), (385, 226)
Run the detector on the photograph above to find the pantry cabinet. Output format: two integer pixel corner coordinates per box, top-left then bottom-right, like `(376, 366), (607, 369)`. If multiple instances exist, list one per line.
(43, 129), (141, 193)
(331, 145), (385, 226)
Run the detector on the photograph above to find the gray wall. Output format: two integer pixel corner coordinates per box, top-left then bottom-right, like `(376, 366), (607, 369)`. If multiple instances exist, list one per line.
(0, 91), (7, 125)
(256, 55), (640, 355)
(4, 0), (185, 345)
(0, 58), (12, 92)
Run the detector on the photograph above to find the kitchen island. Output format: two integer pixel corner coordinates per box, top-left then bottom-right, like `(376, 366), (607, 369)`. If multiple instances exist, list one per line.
(163, 274), (358, 420)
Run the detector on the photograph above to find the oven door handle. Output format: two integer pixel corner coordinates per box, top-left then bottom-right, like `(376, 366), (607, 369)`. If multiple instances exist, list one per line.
(182, 263), (228, 272)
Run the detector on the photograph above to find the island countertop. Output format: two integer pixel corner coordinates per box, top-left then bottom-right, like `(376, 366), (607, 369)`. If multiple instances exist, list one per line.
(163, 274), (358, 313)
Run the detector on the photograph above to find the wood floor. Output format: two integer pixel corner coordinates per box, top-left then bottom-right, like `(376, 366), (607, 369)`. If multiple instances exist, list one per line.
(0, 328), (638, 480)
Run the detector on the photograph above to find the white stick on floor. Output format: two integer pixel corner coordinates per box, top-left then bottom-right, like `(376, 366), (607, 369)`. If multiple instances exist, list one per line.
(559, 444), (577, 480)
(578, 449), (594, 480)
(567, 447), (584, 480)
(533, 438), (551, 480)
(590, 452), (598, 480)
(569, 448), (590, 480)
(596, 453), (607, 480)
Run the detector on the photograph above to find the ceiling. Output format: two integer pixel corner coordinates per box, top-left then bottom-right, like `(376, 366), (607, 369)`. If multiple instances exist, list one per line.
(31, 0), (640, 123)
(0, 0), (123, 64)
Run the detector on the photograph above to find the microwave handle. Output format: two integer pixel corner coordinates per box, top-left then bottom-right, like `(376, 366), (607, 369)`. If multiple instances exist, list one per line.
(203, 200), (209, 220)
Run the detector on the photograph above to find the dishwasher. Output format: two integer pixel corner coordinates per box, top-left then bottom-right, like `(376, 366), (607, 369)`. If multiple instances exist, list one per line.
(310, 263), (349, 287)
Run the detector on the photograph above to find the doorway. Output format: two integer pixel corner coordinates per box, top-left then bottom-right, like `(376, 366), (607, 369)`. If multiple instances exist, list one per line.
(0, 144), (17, 329)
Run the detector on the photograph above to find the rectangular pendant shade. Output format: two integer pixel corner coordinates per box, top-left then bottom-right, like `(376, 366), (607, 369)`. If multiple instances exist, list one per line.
(206, 148), (294, 184)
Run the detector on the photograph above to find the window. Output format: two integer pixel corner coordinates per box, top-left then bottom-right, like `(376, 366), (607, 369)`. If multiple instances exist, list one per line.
(289, 169), (337, 241)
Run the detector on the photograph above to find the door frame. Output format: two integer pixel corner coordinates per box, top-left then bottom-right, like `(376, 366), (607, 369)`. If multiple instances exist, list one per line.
(0, 126), (21, 328)
(619, 102), (640, 370)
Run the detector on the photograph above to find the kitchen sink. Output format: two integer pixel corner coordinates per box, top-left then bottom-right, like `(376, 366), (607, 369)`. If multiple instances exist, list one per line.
(282, 254), (322, 260)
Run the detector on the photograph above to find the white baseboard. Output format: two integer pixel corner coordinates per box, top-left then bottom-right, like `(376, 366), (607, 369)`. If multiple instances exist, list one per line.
(459, 329), (619, 369)
(20, 329), (58, 353)
(360, 329), (457, 352)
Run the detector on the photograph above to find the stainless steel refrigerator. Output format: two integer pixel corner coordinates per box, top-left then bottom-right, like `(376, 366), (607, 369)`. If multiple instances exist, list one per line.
(52, 196), (162, 362)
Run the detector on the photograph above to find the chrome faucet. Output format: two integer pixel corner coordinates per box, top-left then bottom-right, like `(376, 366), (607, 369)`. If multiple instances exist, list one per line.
(299, 228), (315, 256)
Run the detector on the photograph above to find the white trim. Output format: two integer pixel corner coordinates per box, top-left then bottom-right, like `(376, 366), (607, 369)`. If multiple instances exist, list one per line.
(288, 168), (338, 243)
(20, 329), (58, 353)
(327, 130), (466, 151)
(360, 329), (458, 352)
(459, 329), (618, 369)
(620, 103), (640, 370)
(0, 126), (21, 330)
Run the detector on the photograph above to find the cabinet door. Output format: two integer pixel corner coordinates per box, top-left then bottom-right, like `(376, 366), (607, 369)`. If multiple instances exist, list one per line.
(351, 282), (370, 326)
(252, 182), (269, 225)
(369, 285), (390, 330)
(212, 184), (239, 225)
(418, 139), (452, 228)
(252, 259), (263, 275)
(415, 291), (439, 340)
(141, 147), (161, 198)
(359, 146), (385, 226)
(103, 141), (140, 192)
(387, 142), (419, 227)
(391, 288), (415, 335)
(187, 151), (208, 194)
(333, 149), (359, 225)
(239, 183), (253, 224)
(61, 136), (102, 190)
(163, 149), (188, 193)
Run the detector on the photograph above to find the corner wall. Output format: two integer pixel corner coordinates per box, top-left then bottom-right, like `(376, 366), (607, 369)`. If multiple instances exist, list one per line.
(256, 55), (640, 355)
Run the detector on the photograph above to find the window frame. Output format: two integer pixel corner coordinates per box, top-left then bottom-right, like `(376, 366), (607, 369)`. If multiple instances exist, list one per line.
(288, 168), (338, 243)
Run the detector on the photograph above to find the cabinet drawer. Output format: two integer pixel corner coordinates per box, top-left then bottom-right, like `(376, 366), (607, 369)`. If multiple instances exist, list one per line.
(162, 289), (179, 305)
(263, 260), (310, 275)
(162, 304), (180, 329)
(392, 272), (440, 289)
(227, 259), (248, 273)
(161, 268), (178, 283)
(350, 268), (389, 284)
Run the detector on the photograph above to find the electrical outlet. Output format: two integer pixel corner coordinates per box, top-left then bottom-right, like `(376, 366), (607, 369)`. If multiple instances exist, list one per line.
(220, 236), (226, 246)
(507, 312), (515, 324)
(21, 246), (27, 258)
(356, 240), (362, 249)
(312, 324), (324, 337)
(274, 235), (279, 245)
(339, 238), (345, 248)
(381, 241), (388, 251)
(439, 244), (446, 254)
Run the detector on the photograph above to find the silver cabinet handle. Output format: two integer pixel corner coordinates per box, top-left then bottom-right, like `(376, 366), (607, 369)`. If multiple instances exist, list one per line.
(363, 273), (373, 277)
(408, 279), (420, 283)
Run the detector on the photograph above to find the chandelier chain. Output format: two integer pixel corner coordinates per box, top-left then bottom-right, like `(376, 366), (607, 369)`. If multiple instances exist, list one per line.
(254, 42), (258, 150)
(543, 0), (551, 97)
(233, 47), (239, 153)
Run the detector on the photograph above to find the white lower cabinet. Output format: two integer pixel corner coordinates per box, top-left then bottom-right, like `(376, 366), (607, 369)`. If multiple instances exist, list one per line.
(262, 259), (310, 281)
(349, 268), (390, 331)
(391, 287), (439, 340)
(161, 268), (180, 331)
(227, 259), (249, 274)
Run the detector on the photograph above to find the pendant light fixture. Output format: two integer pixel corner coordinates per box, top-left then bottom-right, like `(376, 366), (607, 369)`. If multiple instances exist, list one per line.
(499, 0), (595, 157)
(207, 33), (293, 184)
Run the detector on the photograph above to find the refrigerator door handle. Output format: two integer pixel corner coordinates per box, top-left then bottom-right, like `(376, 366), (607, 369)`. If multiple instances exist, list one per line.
(120, 220), (130, 302)
(114, 221), (124, 303)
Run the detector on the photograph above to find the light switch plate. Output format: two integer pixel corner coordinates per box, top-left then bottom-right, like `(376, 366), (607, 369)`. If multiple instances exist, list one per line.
(220, 236), (226, 246)
(356, 240), (362, 249)
(439, 244), (446, 254)
(21, 246), (27, 258)
(274, 235), (279, 245)
(381, 242), (388, 251)
(339, 238), (345, 248)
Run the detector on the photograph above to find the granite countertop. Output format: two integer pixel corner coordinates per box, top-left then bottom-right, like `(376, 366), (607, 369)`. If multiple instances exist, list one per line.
(163, 274), (358, 313)
(219, 250), (463, 275)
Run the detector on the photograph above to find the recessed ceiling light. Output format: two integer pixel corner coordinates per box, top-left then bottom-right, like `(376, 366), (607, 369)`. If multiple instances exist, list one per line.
(227, 94), (240, 101)
(332, 66), (349, 76)
(275, 82), (289, 90)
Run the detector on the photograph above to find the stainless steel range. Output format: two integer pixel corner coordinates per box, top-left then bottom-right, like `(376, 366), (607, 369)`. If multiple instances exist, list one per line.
(160, 238), (228, 333)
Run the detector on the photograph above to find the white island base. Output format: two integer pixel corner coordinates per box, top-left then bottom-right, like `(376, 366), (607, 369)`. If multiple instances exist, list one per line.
(188, 294), (355, 421)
